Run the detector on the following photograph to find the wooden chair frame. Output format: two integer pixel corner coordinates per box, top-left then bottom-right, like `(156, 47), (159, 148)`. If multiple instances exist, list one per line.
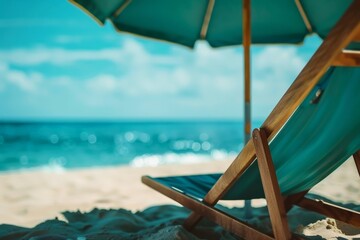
(142, 128), (360, 239)
(142, 1), (360, 239)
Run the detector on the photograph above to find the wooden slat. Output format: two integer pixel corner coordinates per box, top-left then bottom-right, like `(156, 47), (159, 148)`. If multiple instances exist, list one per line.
(296, 197), (360, 227)
(354, 30), (360, 41)
(141, 176), (274, 240)
(200, 0), (360, 207)
(283, 191), (309, 212)
(353, 150), (360, 176)
(253, 129), (291, 240)
(333, 50), (360, 66)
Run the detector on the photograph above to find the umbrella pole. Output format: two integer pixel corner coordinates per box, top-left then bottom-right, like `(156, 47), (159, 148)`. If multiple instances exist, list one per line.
(243, 0), (252, 219)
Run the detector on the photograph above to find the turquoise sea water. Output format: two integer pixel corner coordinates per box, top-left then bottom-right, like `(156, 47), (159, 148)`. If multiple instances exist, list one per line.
(0, 121), (262, 172)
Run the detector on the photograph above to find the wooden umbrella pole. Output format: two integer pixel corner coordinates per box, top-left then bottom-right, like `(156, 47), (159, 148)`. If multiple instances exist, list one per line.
(243, 0), (252, 218)
(243, 0), (251, 143)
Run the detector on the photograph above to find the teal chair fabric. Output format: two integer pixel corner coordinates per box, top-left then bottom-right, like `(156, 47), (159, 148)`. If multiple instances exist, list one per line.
(152, 67), (360, 200)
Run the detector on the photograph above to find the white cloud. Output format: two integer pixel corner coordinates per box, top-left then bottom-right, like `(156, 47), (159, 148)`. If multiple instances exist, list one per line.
(51, 76), (74, 87)
(0, 62), (42, 93)
(86, 75), (119, 93)
(84, 69), (193, 98)
(0, 19), (81, 28)
(0, 62), (7, 72)
(53, 34), (118, 44)
(0, 63), (7, 91)
(72, 42), (305, 118)
(0, 38), (311, 119)
(0, 39), (178, 66)
(54, 35), (85, 44)
(0, 47), (119, 65)
(7, 71), (42, 92)
(254, 47), (304, 84)
(251, 46), (306, 117)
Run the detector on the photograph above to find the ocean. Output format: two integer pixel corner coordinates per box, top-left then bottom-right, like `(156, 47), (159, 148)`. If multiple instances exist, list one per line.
(0, 121), (262, 172)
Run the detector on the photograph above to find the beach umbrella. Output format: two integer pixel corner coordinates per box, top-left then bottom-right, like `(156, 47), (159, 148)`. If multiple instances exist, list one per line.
(69, 0), (352, 141)
(69, 0), (354, 216)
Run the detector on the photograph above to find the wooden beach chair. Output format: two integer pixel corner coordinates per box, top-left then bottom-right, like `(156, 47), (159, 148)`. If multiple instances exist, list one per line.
(142, 1), (360, 239)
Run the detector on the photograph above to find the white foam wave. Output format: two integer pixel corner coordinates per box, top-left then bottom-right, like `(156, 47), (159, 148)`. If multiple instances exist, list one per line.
(5, 161), (67, 174)
(39, 161), (66, 173)
(130, 150), (237, 167)
(22, 157), (67, 173)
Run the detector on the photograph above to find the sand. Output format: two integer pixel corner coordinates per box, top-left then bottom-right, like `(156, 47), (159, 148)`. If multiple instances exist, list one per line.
(0, 157), (359, 239)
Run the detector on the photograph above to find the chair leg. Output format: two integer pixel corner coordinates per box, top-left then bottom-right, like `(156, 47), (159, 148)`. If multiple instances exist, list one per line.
(253, 128), (292, 240)
(353, 150), (360, 176)
(183, 212), (202, 230)
(283, 190), (309, 212)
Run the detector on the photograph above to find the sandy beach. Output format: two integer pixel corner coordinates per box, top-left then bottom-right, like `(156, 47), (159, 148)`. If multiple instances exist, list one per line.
(0, 157), (359, 239)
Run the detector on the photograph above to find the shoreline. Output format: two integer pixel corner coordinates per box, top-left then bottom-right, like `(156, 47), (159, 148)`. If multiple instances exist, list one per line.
(0, 158), (234, 227)
(0, 157), (359, 238)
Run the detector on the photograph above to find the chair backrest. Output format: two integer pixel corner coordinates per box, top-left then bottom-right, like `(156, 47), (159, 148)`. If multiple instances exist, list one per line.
(223, 67), (360, 200)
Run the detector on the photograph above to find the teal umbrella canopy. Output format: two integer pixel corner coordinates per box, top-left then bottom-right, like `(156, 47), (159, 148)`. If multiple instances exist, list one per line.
(70, 0), (353, 48)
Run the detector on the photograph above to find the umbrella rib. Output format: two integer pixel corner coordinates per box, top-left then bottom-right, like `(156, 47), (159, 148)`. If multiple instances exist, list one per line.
(68, 0), (104, 26)
(295, 0), (313, 33)
(200, 0), (215, 39)
(113, 0), (132, 18)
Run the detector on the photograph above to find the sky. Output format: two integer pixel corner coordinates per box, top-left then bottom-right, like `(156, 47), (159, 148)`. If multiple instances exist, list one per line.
(0, 0), (322, 121)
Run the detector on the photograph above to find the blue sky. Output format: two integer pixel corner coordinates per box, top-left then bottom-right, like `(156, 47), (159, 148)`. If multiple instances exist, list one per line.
(0, 0), (322, 121)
